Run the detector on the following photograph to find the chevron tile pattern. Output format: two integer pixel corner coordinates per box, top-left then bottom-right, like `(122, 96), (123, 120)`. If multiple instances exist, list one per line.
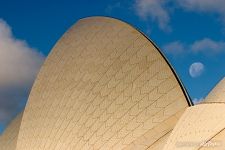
(15, 17), (190, 150)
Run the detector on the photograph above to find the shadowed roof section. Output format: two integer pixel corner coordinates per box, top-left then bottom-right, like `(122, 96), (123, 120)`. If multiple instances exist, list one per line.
(0, 112), (23, 150)
(16, 16), (191, 150)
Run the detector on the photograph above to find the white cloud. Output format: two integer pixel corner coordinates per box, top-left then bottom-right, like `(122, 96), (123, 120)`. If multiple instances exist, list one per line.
(177, 0), (225, 17)
(189, 62), (204, 78)
(177, 0), (225, 29)
(163, 38), (225, 56)
(105, 2), (121, 14)
(0, 19), (44, 129)
(163, 41), (185, 55)
(134, 0), (171, 32)
(191, 38), (225, 54)
(133, 0), (225, 32)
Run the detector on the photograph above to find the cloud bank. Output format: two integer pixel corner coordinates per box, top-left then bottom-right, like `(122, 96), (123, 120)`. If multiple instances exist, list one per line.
(0, 19), (44, 132)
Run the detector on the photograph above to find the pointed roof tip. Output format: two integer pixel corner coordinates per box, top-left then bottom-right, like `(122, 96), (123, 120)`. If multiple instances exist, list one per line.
(202, 77), (225, 104)
(68, 16), (193, 106)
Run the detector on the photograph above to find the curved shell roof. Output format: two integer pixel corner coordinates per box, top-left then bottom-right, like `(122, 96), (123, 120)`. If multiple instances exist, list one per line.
(0, 112), (23, 150)
(16, 17), (191, 150)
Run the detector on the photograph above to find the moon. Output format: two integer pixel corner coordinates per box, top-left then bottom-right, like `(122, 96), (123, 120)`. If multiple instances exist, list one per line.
(189, 62), (204, 78)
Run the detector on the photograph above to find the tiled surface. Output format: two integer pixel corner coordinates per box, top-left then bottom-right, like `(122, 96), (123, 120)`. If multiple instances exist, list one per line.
(163, 104), (225, 150)
(0, 112), (23, 150)
(16, 17), (189, 150)
(147, 131), (171, 150)
(124, 109), (185, 150)
(199, 128), (225, 150)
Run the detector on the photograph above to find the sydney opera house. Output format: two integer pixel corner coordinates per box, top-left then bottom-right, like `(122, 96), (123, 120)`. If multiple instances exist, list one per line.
(1, 17), (225, 150)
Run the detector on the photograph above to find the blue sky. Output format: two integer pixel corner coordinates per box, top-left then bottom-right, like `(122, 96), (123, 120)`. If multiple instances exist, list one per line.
(0, 0), (225, 133)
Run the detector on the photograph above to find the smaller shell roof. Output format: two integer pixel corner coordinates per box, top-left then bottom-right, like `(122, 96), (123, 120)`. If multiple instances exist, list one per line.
(163, 103), (225, 150)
